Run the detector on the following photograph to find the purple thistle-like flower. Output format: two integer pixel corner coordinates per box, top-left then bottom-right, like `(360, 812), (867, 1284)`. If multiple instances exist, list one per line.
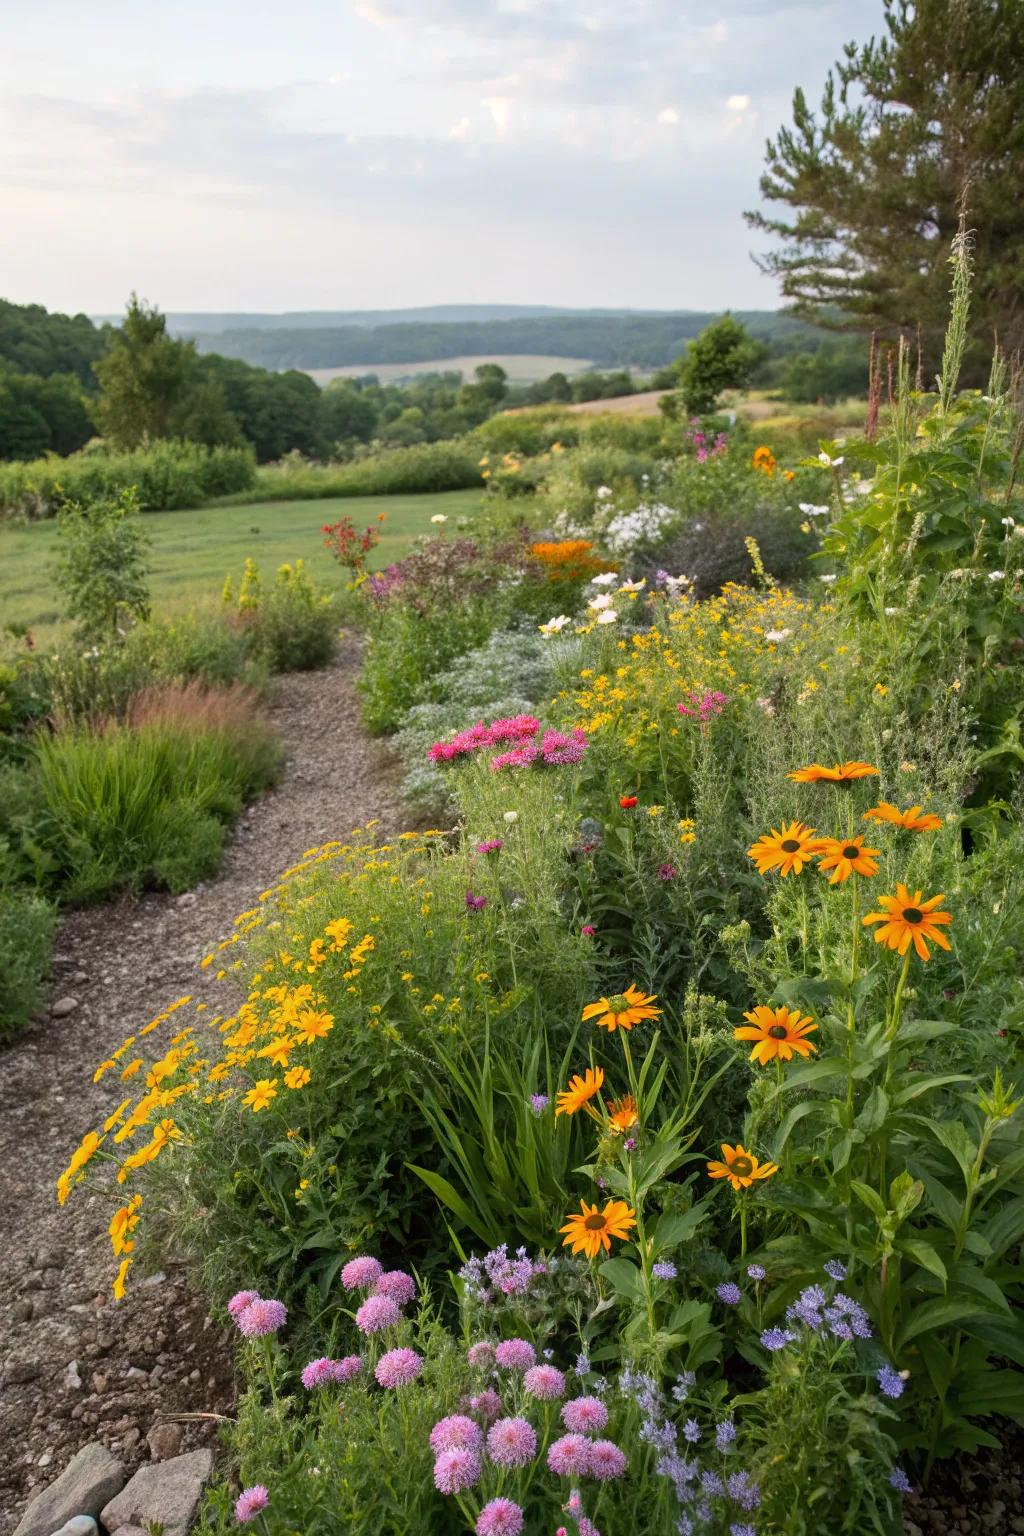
(340, 1255), (383, 1291)
(235, 1486), (269, 1523)
(716, 1282), (742, 1306)
(715, 1420), (737, 1452)
(227, 1289), (260, 1319)
(332, 1355), (363, 1382)
(470, 1388), (502, 1423)
(652, 1260), (677, 1280)
(760, 1326), (795, 1352)
(889, 1466), (913, 1493)
(701, 1470), (725, 1497)
(658, 863), (678, 881)
(726, 1471), (761, 1511)
(430, 1415), (484, 1455)
(487, 1416), (537, 1467)
(588, 1439), (628, 1481)
(877, 1364), (905, 1399)
(529, 1093), (549, 1114)
(494, 1338), (536, 1371)
(476, 839), (504, 855)
(465, 890), (488, 911)
(236, 1298), (287, 1337)
(826, 1293), (872, 1340)
(375, 1270), (417, 1306)
(375, 1347), (422, 1388)
(824, 1258), (848, 1281)
(476, 1498), (524, 1536)
(524, 1363), (565, 1401)
(547, 1434), (593, 1477)
(746, 1264), (766, 1281)
(434, 1448), (481, 1494)
(355, 1294), (401, 1335)
(467, 1341), (495, 1368)
(561, 1396), (609, 1434)
(301, 1356), (336, 1389)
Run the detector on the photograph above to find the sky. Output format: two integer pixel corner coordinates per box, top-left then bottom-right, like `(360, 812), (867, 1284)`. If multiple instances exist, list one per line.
(0, 0), (885, 316)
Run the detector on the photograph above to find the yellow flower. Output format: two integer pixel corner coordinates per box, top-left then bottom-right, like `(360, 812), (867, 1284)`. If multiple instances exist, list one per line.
(560, 1198), (637, 1259)
(292, 1009), (334, 1045)
(747, 821), (822, 878)
(325, 917), (353, 951)
(607, 1095), (639, 1134)
(109, 1194), (143, 1256)
(707, 1142), (778, 1190)
(734, 1007), (817, 1064)
(284, 1066), (312, 1090)
(242, 1079), (279, 1113)
(112, 1257), (133, 1300)
(815, 835), (881, 884)
(862, 885), (952, 961)
(555, 1066), (605, 1117)
(582, 984), (661, 1033)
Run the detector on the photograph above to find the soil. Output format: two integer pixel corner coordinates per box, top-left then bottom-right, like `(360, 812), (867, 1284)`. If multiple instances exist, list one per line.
(0, 642), (403, 1533)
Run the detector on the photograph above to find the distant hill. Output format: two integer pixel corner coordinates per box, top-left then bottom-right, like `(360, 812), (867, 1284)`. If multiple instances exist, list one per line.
(92, 304), (701, 333)
(1, 298), (110, 383)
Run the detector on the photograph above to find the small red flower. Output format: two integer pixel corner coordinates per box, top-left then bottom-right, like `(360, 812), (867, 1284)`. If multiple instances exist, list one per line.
(619, 796), (638, 809)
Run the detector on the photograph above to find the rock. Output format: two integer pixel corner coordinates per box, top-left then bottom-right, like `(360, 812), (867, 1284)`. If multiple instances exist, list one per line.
(63, 1362), (83, 1392)
(49, 1520), (98, 1536)
(12, 1299), (33, 1323)
(147, 1423), (184, 1461)
(50, 997), (80, 1018)
(13, 1443), (125, 1536)
(100, 1449), (213, 1536)
(5, 1358), (42, 1384)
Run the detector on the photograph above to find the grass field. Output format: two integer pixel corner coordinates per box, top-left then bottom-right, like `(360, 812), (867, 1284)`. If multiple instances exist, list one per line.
(306, 354), (595, 386)
(0, 488), (482, 649)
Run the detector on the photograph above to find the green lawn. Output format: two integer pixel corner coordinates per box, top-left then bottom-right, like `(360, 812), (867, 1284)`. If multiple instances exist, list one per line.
(0, 488), (482, 648)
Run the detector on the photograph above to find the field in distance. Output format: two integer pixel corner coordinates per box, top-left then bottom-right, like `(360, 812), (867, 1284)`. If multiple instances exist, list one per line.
(306, 354), (595, 386)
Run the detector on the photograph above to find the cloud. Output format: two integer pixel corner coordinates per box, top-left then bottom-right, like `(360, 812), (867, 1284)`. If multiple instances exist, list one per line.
(727, 94), (751, 112)
(657, 107), (680, 125)
(448, 116), (472, 140)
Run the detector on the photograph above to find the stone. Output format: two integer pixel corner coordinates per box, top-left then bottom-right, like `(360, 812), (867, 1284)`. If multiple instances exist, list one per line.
(13, 1442), (125, 1536)
(63, 1362), (83, 1392)
(100, 1449), (213, 1536)
(5, 1358), (42, 1384)
(147, 1422), (184, 1461)
(49, 1520), (98, 1536)
(12, 1299), (33, 1323)
(50, 997), (80, 1018)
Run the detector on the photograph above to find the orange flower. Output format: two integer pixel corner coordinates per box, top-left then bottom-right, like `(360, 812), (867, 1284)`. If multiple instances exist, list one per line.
(619, 795), (638, 809)
(607, 1095), (638, 1134)
(735, 1006), (817, 1064)
(747, 821), (822, 877)
(788, 761), (879, 784)
(863, 802), (943, 833)
(582, 984), (661, 1033)
(862, 884), (952, 961)
(815, 834), (880, 884)
(707, 1143), (779, 1191)
(560, 1198), (637, 1259)
(556, 1066), (605, 1117)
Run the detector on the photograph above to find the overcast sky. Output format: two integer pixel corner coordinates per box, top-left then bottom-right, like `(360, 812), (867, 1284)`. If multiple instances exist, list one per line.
(0, 0), (884, 316)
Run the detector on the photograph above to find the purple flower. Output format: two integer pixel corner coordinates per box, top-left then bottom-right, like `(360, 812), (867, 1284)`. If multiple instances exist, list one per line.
(547, 1433), (593, 1477)
(588, 1439), (628, 1480)
(467, 1341), (495, 1368)
(787, 1283), (826, 1331)
(236, 1298), (287, 1338)
(877, 1364), (905, 1399)
(716, 1281), (742, 1306)
(524, 1363), (565, 1400)
(702, 1470), (725, 1496)
(562, 1396), (609, 1434)
(465, 890), (488, 911)
(889, 1466), (913, 1493)
(340, 1255), (383, 1291)
(731, 1526), (758, 1536)
(540, 727), (588, 766)
(470, 1388), (502, 1423)
(476, 839), (504, 855)
(652, 1262), (678, 1282)
(434, 1447), (481, 1494)
(332, 1355), (362, 1382)
(574, 1352), (591, 1376)
(375, 1270), (417, 1306)
(235, 1486), (269, 1523)
(825, 1293), (872, 1340)
(300, 1357), (335, 1389)
(487, 1416), (537, 1467)
(355, 1294), (401, 1334)
(727, 1471), (761, 1511)
(715, 1420), (737, 1452)
(529, 1093), (549, 1114)
(683, 1419), (701, 1442)
(580, 924), (596, 937)
(375, 1347), (423, 1388)
(227, 1289), (260, 1319)
(494, 1338), (536, 1371)
(430, 1415), (484, 1455)
(658, 863), (678, 881)
(760, 1327), (795, 1352)
(824, 1259), (848, 1281)
(746, 1264), (766, 1281)
(476, 1499), (524, 1536)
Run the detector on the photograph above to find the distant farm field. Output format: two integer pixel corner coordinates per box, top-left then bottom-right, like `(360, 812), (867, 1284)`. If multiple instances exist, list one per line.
(305, 354), (595, 385)
(0, 488), (482, 650)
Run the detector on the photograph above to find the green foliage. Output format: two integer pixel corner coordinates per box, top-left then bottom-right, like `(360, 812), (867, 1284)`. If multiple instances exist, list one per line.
(224, 557), (338, 673)
(0, 296), (109, 384)
(0, 368), (95, 460)
(52, 488), (152, 643)
(94, 295), (197, 448)
(665, 314), (766, 417)
(232, 441), (484, 504)
(0, 439), (256, 520)
(0, 887), (55, 1042)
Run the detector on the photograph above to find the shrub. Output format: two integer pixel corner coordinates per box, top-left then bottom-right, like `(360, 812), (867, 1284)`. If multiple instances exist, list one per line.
(52, 487), (152, 643)
(222, 557), (338, 673)
(0, 888), (55, 1041)
(225, 440), (484, 503)
(0, 440), (256, 519)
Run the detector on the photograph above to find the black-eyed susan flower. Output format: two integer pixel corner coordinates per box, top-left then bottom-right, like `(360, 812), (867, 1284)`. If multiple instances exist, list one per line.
(734, 1006), (818, 1064)
(815, 835), (880, 884)
(559, 1198), (637, 1259)
(862, 884), (952, 960)
(582, 984), (661, 1033)
(706, 1143), (779, 1190)
(746, 821), (822, 877)
(555, 1066), (605, 1117)
(788, 761), (879, 784)
(863, 802), (943, 833)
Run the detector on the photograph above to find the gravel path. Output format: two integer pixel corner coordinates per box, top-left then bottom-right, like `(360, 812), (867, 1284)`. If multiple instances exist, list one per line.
(0, 643), (403, 1532)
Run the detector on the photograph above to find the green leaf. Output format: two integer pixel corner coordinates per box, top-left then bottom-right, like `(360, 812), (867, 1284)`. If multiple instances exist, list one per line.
(653, 1204), (709, 1253)
(897, 1295), (1003, 1349)
(851, 1180), (886, 1220)
(855, 1085), (889, 1136)
(406, 1164), (495, 1245)
(599, 1256), (643, 1301)
(898, 1238), (948, 1286)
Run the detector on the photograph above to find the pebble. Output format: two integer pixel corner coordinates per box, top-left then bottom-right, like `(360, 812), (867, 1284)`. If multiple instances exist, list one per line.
(50, 997), (80, 1018)
(63, 1361), (83, 1392)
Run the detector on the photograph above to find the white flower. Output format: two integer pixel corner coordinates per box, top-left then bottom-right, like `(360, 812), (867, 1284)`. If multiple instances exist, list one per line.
(617, 578), (646, 592)
(591, 571), (618, 586)
(799, 503), (830, 517)
(819, 574), (838, 584)
(988, 570), (1005, 581)
(539, 614), (571, 635)
(430, 513), (448, 525)
(884, 607), (899, 616)
(755, 697), (775, 716)
(595, 609), (618, 625)
(765, 628), (791, 643)
(588, 593), (615, 612)
(595, 485), (613, 500)
(818, 452), (844, 467)
(1001, 516), (1015, 528)
(503, 811), (519, 825)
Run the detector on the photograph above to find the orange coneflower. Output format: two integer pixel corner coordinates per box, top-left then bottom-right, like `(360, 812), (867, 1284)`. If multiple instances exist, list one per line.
(734, 1006), (818, 1064)
(582, 984), (661, 1033)
(862, 884), (952, 961)
(863, 802), (943, 833)
(788, 761), (879, 784)
(746, 821), (822, 877)
(607, 1095), (638, 1134)
(559, 1198), (637, 1259)
(555, 1066), (605, 1117)
(815, 834), (881, 884)
(706, 1143), (779, 1191)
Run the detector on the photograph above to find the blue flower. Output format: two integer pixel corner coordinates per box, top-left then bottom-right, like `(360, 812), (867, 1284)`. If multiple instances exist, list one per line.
(760, 1327), (794, 1352)
(717, 1281), (742, 1305)
(877, 1364), (905, 1399)
(683, 1418), (701, 1442)
(824, 1258), (848, 1281)
(731, 1525), (758, 1536)
(701, 1470), (725, 1497)
(889, 1466), (913, 1493)
(726, 1470), (761, 1511)
(653, 1260), (678, 1280)
(529, 1093), (549, 1114)
(746, 1263), (766, 1281)
(715, 1419), (737, 1452)
(574, 1351), (591, 1376)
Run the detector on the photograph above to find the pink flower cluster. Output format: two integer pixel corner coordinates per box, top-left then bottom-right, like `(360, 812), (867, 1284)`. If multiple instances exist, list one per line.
(235, 1485), (269, 1523)
(548, 1432), (627, 1480)
(427, 715), (588, 772)
(300, 1355), (363, 1389)
(228, 1292), (287, 1339)
(342, 1255), (419, 1336)
(428, 715), (540, 763)
(677, 689), (729, 722)
(375, 1346), (423, 1388)
(491, 728), (588, 772)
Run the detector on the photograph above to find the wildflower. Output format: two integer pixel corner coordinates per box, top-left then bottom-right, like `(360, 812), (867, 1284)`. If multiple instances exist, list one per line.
(236, 1298), (287, 1337)
(889, 1466), (913, 1493)
(707, 1144), (778, 1191)
(376, 1270), (416, 1306)
(471, 1388), (502, 1422)
(607, 1095), (638, 1134)
(823, 1259), (847, 1281)
(560, 1198), (637, 1259)
(431, 1416), (484, 1454)
(657, 863), (677, 881)
(619, 795), (638, 809)
(788, 760), (878, 784)
(735, 1005), (818, 1064)
(582, 984), (660, 1033)
(747, 1264), (766, 1280)
(731, 1526), (758, 1536)
(228, 1289), (260, 1319)
(547, 1433), (593, 1477)
(556, 1067), (605, 1117)
(434, 1448), (481, 1494)
(467, 1342), (495, 1368)
(476, 1498), (525, 1536)
(525, 1364), (566, 1400)
(112, 1257), (132, 1299)
(109, 1194), (142, 1257)
(816, 834), (880, 883)
(863, 802), (943, 833)
(465, 890), (488, 912)
(677, 689), (728, 721)
(487, 1417), (537, 1466)
(727, 1471), (761, 1511)
(341, 1255), (383, 1291)
(375, 1347), (423, 1388)
(862, 884), (952, 960)
(540, 615), (572, 635)
(989, 570), (1005, 580)
(475, 839), (504, 855)
(715, 1420), (737, 1451)
(562, 1397), (609, 1434)
(580, 924), (596, 937)
(283, 1065), (311, 1090)
(355, 1294), (401, 1334)
(495, 1338), (536, 1371)
(235, 1486), (269, 1523)
(241, 1079), (278, 1113)
(765, 628), (791, 643)
(652, 1261), (677, 1280)
(798, 503), (830, 517)
(589, 1440), (628, 1480)
(503, 811), (519, 824)
(746, 821), (822, 877)
(333, 1355), (362, 1381)
(301, 1357), (336, 1389)
(530, 1093), (550, 1114)
(683, 1419), (701, 1442)
(431, 513), (448, 525)
(716, 1282), (742, 1305)
(760, 1327), (794, 1351)
(292, 1009), (333, 1044)
(877, 1364), (905, 1399)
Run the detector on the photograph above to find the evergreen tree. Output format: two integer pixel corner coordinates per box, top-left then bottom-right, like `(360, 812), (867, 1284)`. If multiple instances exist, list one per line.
(93, 295), (194, 446)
